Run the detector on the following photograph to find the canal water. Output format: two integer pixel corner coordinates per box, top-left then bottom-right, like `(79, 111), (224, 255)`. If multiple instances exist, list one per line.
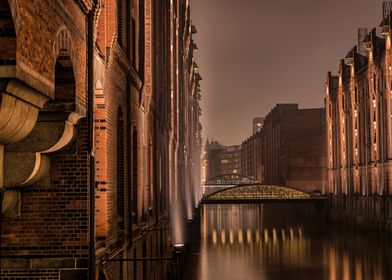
(184, 204), (392, 280)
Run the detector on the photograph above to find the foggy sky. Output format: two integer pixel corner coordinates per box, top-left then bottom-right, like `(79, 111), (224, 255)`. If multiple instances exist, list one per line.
(190, 0), (382, 146)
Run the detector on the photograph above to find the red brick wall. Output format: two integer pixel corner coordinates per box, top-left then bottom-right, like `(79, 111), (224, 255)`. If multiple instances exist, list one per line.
(12, 0), (86, 100)
(0, 38), (16, 62)
(1, 120), (89, 258)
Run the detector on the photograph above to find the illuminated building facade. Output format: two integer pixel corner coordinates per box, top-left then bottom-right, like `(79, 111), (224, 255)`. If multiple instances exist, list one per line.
(202, 141), (241, 181)
(219, 145), (241, 175)
(326, 5), (392, 230)
(0, 0), (202, 278)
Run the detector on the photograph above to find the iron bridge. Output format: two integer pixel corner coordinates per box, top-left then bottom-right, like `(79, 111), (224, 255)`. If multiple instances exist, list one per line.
(201, 184), (326, 204)
(202, 174), (259, 196)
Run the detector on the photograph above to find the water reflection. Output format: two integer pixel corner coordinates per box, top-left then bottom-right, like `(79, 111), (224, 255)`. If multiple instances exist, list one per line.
(185, 204), (392, 280)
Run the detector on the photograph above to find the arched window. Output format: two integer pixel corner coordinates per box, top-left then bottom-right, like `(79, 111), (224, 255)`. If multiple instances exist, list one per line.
(117, 108), (125, 234)
(54, 52), (75, 104)
(0, 0), (16, 65)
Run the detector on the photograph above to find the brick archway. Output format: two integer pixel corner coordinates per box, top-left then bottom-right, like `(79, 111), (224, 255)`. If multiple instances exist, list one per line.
(53, 26), (76, 72)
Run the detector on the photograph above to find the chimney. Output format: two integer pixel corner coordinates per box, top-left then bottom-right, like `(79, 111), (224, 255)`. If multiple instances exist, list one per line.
(357, 28), (368, 56)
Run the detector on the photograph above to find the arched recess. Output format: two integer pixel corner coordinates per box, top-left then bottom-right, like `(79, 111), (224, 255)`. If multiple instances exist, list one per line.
(117, 107), (125, 237)
(3, 49), (82, 190)
(0, 0), (48, 145)
(0, 0), (51, 217)
(0, 0), (16, 65)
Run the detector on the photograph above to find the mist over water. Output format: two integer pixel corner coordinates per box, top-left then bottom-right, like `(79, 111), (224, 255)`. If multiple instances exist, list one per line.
(171, 198), (184, 245)
(185, 204), (392, 280)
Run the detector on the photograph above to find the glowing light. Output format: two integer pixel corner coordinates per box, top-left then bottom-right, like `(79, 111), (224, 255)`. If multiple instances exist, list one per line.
(290, 228), (294, 240)
(174, 243), (185, 249)
(264, 229), (269, 243)
(238, 230), (243, 244)
(281, 229), (286, 242)
(355, 258), (363, 280)
(221, 230), (226, 244)
(229, 230), (234, 244)
(272, 228), (277, 243)
(212, 230), (217, 245)
(247, 229), (252, 244)
(298, 227), (303, 240)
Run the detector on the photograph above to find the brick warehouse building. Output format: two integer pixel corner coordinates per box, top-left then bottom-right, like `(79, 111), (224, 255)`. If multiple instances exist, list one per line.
(0, 0), (202, 279)
(262, 104), (326, 193)
(325, 3), (392, 231)
(241, 131), (264, 183)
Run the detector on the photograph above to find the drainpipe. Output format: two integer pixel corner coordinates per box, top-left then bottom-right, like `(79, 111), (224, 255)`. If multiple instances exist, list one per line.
(87, 4), (96, 280)
(365, 92), (369, 197)
(0, 188), (3, 270)
(380, 83), (386, 225)
(126, 0), (133, 246)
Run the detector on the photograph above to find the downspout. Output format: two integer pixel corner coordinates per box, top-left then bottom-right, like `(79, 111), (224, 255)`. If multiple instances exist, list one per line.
(0, 188), (3, 270)
(87, 4), (96, 280)
(365, 91), (369, 197)
(346, 110), (351, 196)
(153, 1), (159, 225)
(126, 0), (133, 246)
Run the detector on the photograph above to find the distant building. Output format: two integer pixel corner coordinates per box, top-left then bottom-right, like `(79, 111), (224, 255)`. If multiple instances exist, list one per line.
(220, 145), (241, 175)
(253, 117), (265, 134)
(241, 132), (264, 182)
(202, 141), (241, 181)
(202, 140), (224, 181)
(262, 104), (326, 192)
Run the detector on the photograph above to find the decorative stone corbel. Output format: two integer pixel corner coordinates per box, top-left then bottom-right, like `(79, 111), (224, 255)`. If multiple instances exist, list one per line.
(0, 79), (49, 144)
(0, 78), (50, 217)
(4, 111), (83, 188)
(22, 112), (83, 186)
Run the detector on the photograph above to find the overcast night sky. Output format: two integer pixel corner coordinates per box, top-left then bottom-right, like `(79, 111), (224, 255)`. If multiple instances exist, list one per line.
(190, 0), (383, 146)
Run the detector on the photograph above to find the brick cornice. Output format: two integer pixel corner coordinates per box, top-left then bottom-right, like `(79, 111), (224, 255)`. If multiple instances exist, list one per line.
(130, 66), (143, 91)
(110, 42), (132, 78)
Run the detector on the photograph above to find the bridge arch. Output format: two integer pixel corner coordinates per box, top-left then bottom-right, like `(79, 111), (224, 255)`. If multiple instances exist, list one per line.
(202, 174), (259, 196)
(201, 184), (311, 204)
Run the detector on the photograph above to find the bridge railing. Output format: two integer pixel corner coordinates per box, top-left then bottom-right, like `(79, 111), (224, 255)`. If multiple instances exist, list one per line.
(201, 184), (315, 203)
